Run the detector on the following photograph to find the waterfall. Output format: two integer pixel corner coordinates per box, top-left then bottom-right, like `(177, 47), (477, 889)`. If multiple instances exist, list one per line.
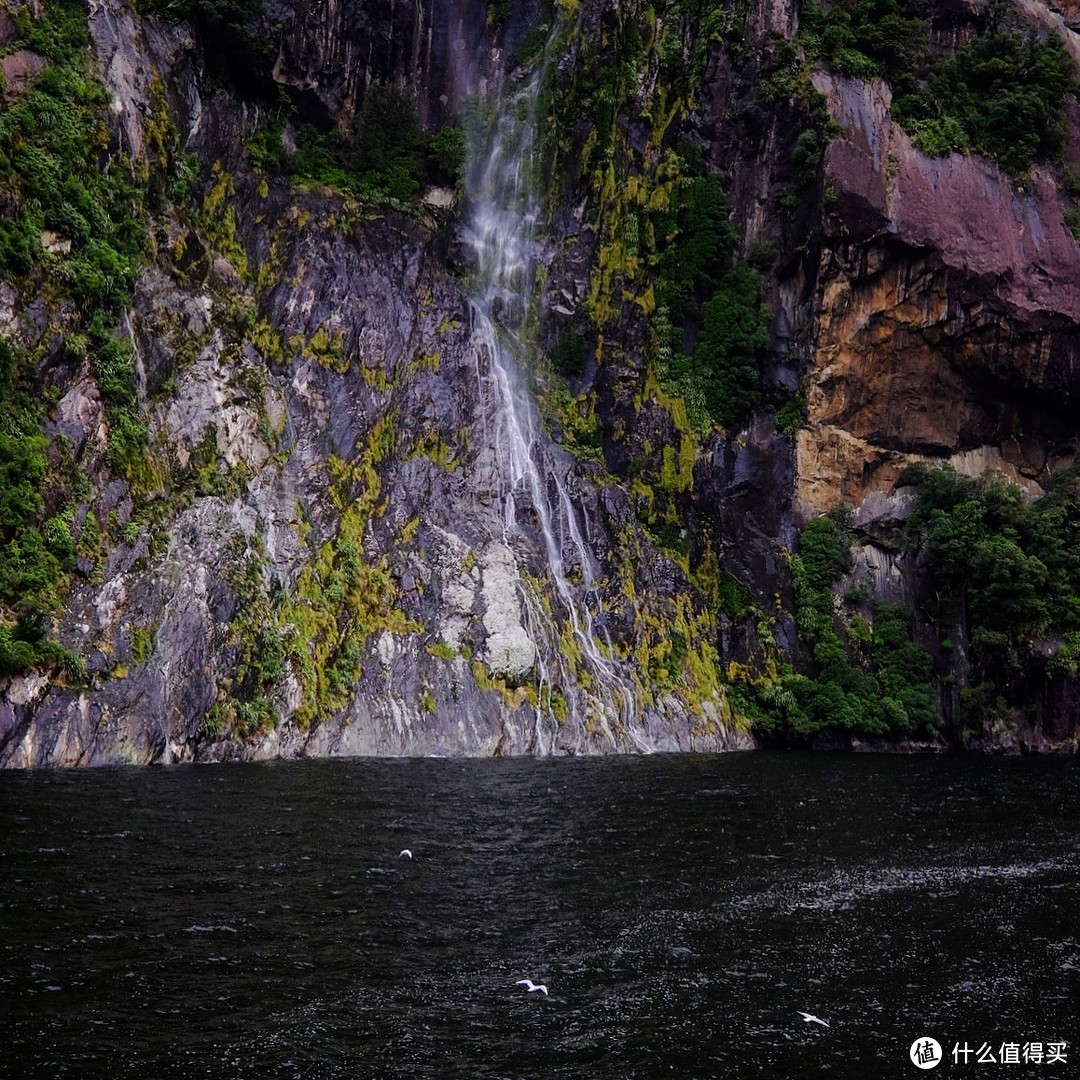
(461, 56), (650, 752)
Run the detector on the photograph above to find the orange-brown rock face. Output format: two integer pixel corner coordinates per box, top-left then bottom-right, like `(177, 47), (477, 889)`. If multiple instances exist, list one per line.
(796, 71), (1080, 519)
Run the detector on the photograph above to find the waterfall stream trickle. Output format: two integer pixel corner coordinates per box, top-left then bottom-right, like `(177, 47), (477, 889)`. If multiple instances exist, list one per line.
(462, 61), (649, 751)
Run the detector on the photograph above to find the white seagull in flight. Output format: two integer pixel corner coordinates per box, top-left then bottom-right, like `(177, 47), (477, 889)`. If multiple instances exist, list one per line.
(798, 1011), (830, 1027)
(516, 979), (548, 996)
(399, 849), (412, 859)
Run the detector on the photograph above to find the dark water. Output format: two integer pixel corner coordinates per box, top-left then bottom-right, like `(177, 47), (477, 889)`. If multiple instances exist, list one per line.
(1, 754), (1077, 1078)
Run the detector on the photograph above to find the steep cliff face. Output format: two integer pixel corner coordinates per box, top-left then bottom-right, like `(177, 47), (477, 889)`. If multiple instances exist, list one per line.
(268, 0), (543, 128)
(799, 72), (1080, 517)
(1, 0), (1079, 764)
(0, 0), (745, 763)
(791, 26), (1080, 752)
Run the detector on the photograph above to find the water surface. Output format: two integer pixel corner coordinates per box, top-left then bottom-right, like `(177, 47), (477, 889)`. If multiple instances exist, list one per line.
(2, 753), (1077, 1077)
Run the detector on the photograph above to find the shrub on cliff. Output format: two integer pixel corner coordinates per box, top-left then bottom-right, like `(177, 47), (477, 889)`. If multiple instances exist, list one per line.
(0, 5), (145, 305)
(893, 19), (1074, 175)
(685, 264), (770, 428)
(250, 87), (463, 208)
(0, 0), (155, 676)
(656, 175), (737, 320)
(904, 463), (1080, 659)
(893, 462), (1080, 736)
(743, 508), (938, 740)
(654, 175), (770, 431)
(801, 0), (1076, 175)
(800, 0), (927, 88)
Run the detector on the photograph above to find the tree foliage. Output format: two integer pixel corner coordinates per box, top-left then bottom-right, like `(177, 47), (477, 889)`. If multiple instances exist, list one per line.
(249, 87), (465, 207)
(0, 0), (154, 676)
(801, 0), (1076, 174)
(894, 13), (1074, 174)
(743, 508), (937, 740)
(800, 0), (927, 87)
(0, 0), (146, 306)
(654, 176), (770, 431)
(904, 464), (1080, 657)
(656, 175), (737, 320)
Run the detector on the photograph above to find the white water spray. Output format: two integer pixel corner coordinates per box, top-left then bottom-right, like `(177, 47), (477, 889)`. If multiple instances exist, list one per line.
(461, 61), (650, 752)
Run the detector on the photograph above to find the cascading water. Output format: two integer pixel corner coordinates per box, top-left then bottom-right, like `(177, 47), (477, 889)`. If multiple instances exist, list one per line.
(461, 58), (651, 752)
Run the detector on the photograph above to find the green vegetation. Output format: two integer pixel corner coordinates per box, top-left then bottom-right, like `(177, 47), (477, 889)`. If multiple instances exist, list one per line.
(0, 348), (86, 675)
(150, 0), (464, 207)
(895, 16), (1074, 174)
(0, 0), (160, 676)
(774, 389), (807, 437)
(544, 385), (605, 463)
(542, 4), (773, 433)
(758, 30), (841, 213)
(799, 0), (926, 87)
(734, 508), (937, 739)
(300, 85), (419, 202)
(247, 88), (466, 209)
(1065, 208), (1080, 244)
(205, 419), (423, 740)
(905, 465), (1070, 646)
(655, 175), (737, 318)
(800, 0), (1076, 175)
(684, 263), (769, 428)
(80, 318), (149, 477)
(0, 0), (146, 303)
(518, 18), (553, 66)
(740, 464), (1080, 741)
(206, 539), (284, 738)
(903, 464), (1080, 713)
(275, 419), (422, 729)
(0, 412), (67, 618)
(487, 0), (511, 26)
(532, 2), (776, 720)
(654, 176), (770, 431)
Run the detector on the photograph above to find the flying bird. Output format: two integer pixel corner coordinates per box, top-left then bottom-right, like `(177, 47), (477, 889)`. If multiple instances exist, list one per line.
(798, 1012), (830, 1028)
(399, 849), (412, 859)
(516, 979), (548, 996)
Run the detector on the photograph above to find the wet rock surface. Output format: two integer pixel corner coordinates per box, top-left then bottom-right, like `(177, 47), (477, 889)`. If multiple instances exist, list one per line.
(2, 0), (1080, 763)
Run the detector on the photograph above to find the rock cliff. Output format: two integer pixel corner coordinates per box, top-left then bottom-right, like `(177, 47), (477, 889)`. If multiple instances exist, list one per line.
(800, 71), (1080, 517)
(1, 0), (1078, 764)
